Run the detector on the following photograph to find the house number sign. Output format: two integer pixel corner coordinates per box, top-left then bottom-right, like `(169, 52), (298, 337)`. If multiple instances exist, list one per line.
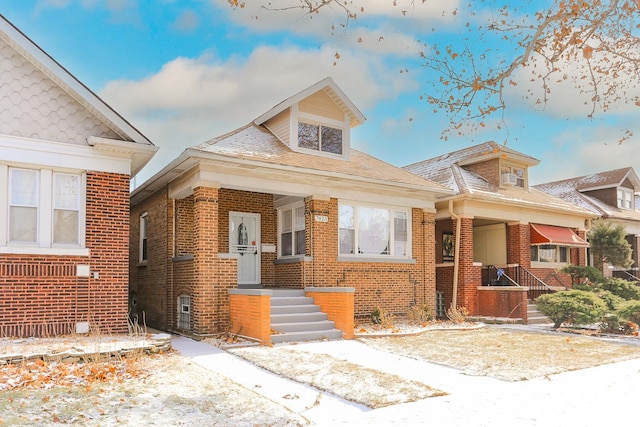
(314, 215), (329, 223)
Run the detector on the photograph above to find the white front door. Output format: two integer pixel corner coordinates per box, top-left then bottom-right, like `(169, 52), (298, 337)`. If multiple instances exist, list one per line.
(229, 212), (261, 285)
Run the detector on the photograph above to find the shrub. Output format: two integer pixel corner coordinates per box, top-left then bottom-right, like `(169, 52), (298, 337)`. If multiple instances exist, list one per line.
(600, 278), (640, 301)
(618, 300), (640, 324)
(406, 304), (433, 324)
(560, 264), (604, 285)
(370, 307), (394, 328)
(535, 290), (608, 328)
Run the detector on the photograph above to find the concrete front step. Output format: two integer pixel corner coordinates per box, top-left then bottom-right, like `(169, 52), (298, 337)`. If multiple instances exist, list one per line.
(269, 288), (342, 344)
(527, 302), (552, 325)
(271, 296), (315, 306)
(271, 329), (343, 344)
(271, 320), (337, 333)
(271, 304), (321, 315)
(271, 312), (328, 324)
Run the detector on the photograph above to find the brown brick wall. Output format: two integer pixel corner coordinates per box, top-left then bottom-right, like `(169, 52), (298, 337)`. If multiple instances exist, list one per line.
(1, 171), (130, 337)
(507, 223), (531, 268)
(305, 199), (436, 320)
(464, 159), (500, 186)
(129, 187), (169, 330)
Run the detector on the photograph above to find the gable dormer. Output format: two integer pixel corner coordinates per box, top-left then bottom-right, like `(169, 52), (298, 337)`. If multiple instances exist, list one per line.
(457, 142), (539, 189)
(578, 168), (640, 211)
(253, 77), (365, 161)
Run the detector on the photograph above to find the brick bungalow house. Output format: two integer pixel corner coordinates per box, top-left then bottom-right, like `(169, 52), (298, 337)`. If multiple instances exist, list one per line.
(0, 15), (157, 337)
(404, 142), (597, 321)
(535, 167), (640, 277)
(129, 77), (452, 342)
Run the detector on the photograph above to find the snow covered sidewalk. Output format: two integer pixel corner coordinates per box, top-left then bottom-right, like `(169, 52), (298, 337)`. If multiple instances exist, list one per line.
(173, 335), (640, 426)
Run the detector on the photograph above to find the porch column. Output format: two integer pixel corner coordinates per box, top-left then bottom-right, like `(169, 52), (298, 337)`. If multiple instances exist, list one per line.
(192, 186), (219, 335)
(507, 222), (531, 268)
(420, 209), (437, 311)
(454, 216), (478, 315)
(576, 229), (588, 267)
(305, 195), (335, 288)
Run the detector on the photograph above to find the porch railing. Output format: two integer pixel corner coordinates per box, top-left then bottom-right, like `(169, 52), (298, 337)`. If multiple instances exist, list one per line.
(483, 265), (554, 300)
(612, 269), (640, 283)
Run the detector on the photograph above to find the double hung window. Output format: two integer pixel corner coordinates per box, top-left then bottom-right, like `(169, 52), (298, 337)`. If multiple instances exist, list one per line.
(279, 204), (305, 257)
(4, 166), (84, 250)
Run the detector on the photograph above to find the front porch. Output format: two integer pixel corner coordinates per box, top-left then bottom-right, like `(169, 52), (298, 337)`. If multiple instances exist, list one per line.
(229, 287), (354, 345)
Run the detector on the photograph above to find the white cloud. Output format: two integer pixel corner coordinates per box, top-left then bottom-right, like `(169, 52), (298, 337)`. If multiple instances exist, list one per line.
(101, 44), (419, 183)
(504, 48), (640, 119)
(215, 0), (458, 56)
(529, 124), (640, 184)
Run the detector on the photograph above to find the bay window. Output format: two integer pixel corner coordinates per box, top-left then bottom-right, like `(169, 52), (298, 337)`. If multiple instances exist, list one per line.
(339, 203), (410, 258)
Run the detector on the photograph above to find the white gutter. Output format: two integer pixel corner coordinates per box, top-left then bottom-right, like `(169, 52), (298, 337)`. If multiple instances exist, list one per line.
(449, 199), (461, 309)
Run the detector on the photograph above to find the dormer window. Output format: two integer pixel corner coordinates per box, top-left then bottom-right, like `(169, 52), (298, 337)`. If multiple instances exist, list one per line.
(501, 165), (525, 188)
(617, 188), (634, 210)
(298, 121), (343, 155)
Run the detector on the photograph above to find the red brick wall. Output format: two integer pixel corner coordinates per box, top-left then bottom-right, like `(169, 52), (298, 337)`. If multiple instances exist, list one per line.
(477, 287), (528, 320)
(463, 159), (500, 186)
(1, 171), (130, 337)
(507, 223), (531, 268)
(455, 217), (478, 314)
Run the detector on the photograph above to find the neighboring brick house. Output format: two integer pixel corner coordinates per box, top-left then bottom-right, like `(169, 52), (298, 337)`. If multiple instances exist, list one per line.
(404, 142), (597, 321)
(0, 15), (157, 337)
(535, 167), (640, 276)
(129, 77), (452, 340)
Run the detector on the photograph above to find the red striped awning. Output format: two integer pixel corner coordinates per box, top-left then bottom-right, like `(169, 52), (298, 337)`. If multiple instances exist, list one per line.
(530, 224), (589, 247)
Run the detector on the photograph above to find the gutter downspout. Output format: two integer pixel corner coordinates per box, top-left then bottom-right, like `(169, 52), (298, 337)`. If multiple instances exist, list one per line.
(449, 200), (461, 308)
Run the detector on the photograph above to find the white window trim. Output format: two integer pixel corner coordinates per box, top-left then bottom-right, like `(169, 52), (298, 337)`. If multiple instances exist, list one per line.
(1, 164), (87, 255)
(530, 244), (569, 265)
(139, 212), (148, 264)
(290, 104), (351, 160)
(617, 188), (634, 210)
(277, 202), (305, 258)
(338, 200), (412, 260)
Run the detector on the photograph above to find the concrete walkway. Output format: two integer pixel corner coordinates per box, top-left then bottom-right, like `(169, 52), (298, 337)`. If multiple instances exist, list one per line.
(172, 332), (640, 426)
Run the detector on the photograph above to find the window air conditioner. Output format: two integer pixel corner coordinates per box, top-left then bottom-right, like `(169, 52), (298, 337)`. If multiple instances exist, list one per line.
(502, 173), (518, 185)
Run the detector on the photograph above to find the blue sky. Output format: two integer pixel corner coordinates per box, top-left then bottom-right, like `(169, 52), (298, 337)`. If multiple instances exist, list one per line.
(2, 0), (639, 187)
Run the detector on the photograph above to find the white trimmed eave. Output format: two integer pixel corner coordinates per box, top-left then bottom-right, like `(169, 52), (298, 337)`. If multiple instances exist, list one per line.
(132, 149), (450, 209)
(87, 136), (158, 177)
(434, 193), (598, 225)
(0, 133), (154, 176)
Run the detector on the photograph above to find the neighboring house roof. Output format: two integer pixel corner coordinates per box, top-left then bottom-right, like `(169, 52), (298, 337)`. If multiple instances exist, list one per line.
(0, 14), (156, 176)
(403, 142), (593, 216)
(535, 167), (640, 222)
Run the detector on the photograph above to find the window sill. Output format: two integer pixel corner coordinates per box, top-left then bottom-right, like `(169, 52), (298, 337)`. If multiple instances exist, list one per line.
(0, 246), (90, 257)
(275, 256), (312, 264)
(338, 255), (416, 264)
(531, 261), (568, 269)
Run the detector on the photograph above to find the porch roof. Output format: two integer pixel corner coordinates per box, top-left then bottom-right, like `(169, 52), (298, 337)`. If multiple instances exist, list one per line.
(530, 224), (589, 247)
